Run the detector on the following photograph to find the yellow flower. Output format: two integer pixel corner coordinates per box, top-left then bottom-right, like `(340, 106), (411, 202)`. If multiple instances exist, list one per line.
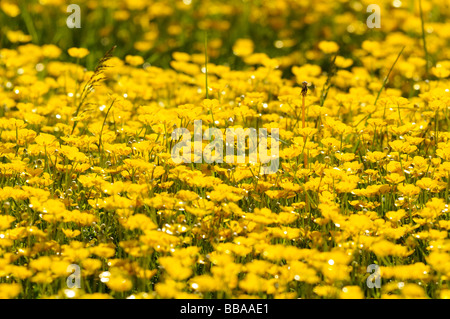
(287, 261), (320, 284)
(90, 243), (116, 258)
(1, 2), (20, 17)
(340, 286), (364, 299)
(397, 183), (421, 197)
(81, 258), (102, 275)
(61, 229), (81, 238)
(6, 30), (31, 43)
(389, 140), (417, 154)
(0, 215), (15, 230)
(0, 283), (21, 299)
(29, 256), (52, 272)
(61, 241), (90, 262)
(426, 251), (450, 275)
(134, 41), (153, 52)
(42, 44), (62, 58)
(120, 214), (157, 231)
(417, 178), (446, 192)
(68, 47), (90, 59)
(189, 275), (221, 292)
(385, 173), (405, 184)
(401, 283), (427, 299)
(320, 263), (352, 282)
(105, 269), (133, 292)
(385, 209), (407, 223)
(431, 62), (450, 78)
(159, 256), (192, 281)
(365, 151), (387, 163)
(172, 52), (191, 62)
(380, 263), (430, 280)
(232, 39), (254, 57)
(51, 259), (72, 277)
(318, 41), (339, 54)
(176, 190), (200, 202)
(137, 268), (157, 280)
(313, 285), (340, 298)
(125, 55), (145, 66)
(440, 289), (450, 299)
(155, 279), (185, 298)
(9, 265), (33, 280)
(371, 240), (412, 258)
(335, 56), (353, 68)
(31, 271), (54, 284)
(35, 133), (58, 147)
(238, 273), (268, 294)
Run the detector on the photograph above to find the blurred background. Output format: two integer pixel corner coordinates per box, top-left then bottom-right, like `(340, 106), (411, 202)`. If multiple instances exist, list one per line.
(0, 0), (449, 84)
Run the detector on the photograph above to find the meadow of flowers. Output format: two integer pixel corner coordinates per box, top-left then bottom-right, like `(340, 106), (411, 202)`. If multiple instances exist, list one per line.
(0, 0), (449, 299)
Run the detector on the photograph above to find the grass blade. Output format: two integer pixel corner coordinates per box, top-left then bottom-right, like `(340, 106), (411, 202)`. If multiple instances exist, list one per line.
(374, 46), (405, 106)
(419, 0), (429, 77)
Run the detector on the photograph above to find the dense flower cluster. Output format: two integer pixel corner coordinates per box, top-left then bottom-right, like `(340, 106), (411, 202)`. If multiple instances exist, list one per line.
(0, 0), (449, 299)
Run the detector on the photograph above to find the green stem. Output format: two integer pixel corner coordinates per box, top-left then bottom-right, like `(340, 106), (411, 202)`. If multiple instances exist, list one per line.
(374, 46), (405, 106)
(20, 3), (39, 43)
(204, 31), (209, 99)
(419, 0), (429, 77)
(99, 99), (116, 165)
